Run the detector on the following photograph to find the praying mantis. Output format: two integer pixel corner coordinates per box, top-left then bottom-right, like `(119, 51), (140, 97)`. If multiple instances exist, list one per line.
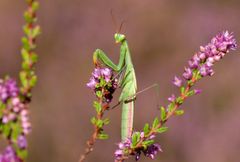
(93, 33), (137, 141)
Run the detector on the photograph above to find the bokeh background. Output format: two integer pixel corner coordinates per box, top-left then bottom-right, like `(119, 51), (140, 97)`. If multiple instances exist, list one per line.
(0, 0), (240, 162)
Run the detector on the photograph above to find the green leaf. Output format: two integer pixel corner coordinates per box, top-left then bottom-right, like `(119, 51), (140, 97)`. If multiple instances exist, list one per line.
(31, 1), (39, 12)
(176, 97), (183, 105)
(103, 118), (110, 125)
(142, 140), (154, 149)
(21, 49), (30, 61)
(152, 117), (159, 128)
(98, 133), (109, 140)
(24, 11), (32, 23)
(167, 103), (175, 112)
(0, 103), (4, 117)
(131, 132), (140, 147)
(156, 126), (168, 133)
(187, 80), (194, 86)
(22, 62), (30, 71)
(16, 149), (28, 159)
(19, 71), (28, 88)
(2, 123), (11, 137)
(174, 110), (184, 116)
(29, 75), (37, 88)
(99, 78), (106, 87)
(160, 107), (166, 121)
(11, 122), (21, 142)
(187, 90), (195, 97)
(96, 91), (102, 98)
(30, 52), (38, 63)
(196, 72), (202, 80)
(90, 117), (97, 125)
(21, 37), (30, 50)
(143, 123), (150, 135)
(93, 101), (101, 113)
(96, 119), (104, 128)
(32, 25), (41, 38)
(23, 25), (31, 37)
(180, 86), (185, 94)
(193, 70), (201, 80)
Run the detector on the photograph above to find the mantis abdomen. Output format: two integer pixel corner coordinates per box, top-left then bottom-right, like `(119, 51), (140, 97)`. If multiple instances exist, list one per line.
(119, 67), (137, 141)
(121, 101), (134, 141)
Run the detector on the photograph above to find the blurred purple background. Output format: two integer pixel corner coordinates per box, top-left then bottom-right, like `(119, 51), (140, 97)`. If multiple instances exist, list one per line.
(0, 0), (240, 162)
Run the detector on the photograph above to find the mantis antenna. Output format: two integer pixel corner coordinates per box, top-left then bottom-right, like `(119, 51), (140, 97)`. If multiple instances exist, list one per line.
(110, 9), (118, 33)
(110, 9), (126, 33)
(118, 20), (126, 33)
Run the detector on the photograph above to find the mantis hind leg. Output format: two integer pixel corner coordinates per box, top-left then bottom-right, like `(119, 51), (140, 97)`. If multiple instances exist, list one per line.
(124, 97), (136, 104)
(110, 83), (160, 109)
(125, 83), (160, 108)
(136, 83), (160, 108)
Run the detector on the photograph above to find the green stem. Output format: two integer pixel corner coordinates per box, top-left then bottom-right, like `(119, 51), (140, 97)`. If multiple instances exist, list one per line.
(19, 0), (40, 102)
(129, 73), (200, 155)
(79, 89), (109, 162)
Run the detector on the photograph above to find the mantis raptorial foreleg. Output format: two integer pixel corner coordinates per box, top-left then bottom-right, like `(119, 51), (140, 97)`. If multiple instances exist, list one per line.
(93, 49), (125, 72)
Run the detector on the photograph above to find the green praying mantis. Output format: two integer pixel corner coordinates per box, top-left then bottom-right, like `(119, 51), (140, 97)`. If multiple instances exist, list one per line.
(93, 33), (137, 141)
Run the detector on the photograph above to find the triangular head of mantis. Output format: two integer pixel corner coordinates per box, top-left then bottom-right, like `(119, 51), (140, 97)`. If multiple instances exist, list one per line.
(114, 33), (126, 44)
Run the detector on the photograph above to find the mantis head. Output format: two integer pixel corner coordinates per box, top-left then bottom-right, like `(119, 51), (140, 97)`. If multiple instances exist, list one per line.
(114, 33), (125, 43)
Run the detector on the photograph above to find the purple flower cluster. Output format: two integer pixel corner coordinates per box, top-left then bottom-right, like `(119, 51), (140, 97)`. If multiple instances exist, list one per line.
(172, 76), (182, 87)
(143, 144), (162, 160)
(0, 146), (21, 162)
(114, 138), (131, 161)
(12, 97), (31, 135)
(173, 31), (236, 87)
(0, 78), (30, 160)
(17, 135), (28, 149)
(87, 67), (118, 103)
(168, 94), (176, 102)
(0, 78), (19, 103)
(2, 96), (31, 135)
(115, 132), (162, 161)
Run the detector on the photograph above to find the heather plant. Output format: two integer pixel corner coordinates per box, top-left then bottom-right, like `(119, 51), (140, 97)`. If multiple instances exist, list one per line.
(82, 31), (237, 162)
(0, 1), (237, 162)
(0, 0), (40, 161)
